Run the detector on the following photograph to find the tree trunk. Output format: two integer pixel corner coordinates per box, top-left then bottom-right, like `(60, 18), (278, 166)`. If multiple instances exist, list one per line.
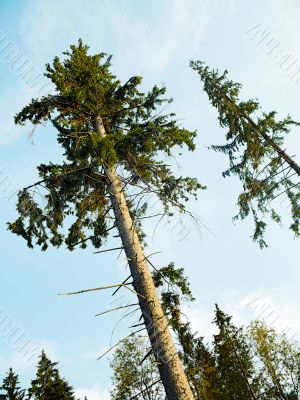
(95, 115), (195, 400)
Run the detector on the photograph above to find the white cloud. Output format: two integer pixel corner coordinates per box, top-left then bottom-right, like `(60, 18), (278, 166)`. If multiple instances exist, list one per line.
(82, 345), (109, 362)
(241, 292), (300, 340)
(18, 0), (212, 73)
(0, 0), (216, 149)
(184, 288), (300, 342)
(75, 386), (110, 400)
(183, 303), (217, 341)
(1, 339), (61, 374)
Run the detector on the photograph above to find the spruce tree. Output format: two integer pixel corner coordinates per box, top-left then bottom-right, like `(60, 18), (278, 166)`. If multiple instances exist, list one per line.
(110, 285), (300, 400)
(1, 368), (25, 400)
(153, 263), (219, 400)
(212, 306), (260, 400)
(191, 61), (300, 247)
(28, 351), (76, 400)
(9, 41), (202, 399)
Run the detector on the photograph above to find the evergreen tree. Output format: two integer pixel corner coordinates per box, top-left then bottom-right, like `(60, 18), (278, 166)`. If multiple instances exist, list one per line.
(1, 368), (25, 400)
(9, 41), (202, 399)
(160, 274), (260, 400)
(212, 306), (261, 400)
(28, 351), (76, 400)
(110, 294), (300, 400)
(191, 61), (300, 247)
(152, 263), (218, 399)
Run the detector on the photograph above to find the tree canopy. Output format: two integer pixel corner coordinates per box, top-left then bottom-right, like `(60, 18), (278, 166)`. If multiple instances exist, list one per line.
(1, 368), (25, 400)
(9, 40), (204, 252)
(27, 351), (76, 400)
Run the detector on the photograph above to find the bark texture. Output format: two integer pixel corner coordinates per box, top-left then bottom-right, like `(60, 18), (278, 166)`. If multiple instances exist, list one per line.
(95, 115), (195, 400)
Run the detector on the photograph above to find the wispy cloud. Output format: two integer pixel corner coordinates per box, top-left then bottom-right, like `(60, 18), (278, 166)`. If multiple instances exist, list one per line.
(184, 288), (300, 342)
(75, 386), (110, 400)
(18, 0), (212, 73)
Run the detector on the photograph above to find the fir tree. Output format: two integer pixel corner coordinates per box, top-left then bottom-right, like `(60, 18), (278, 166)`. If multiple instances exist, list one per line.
(28, 351), (76, 400)
(191, 61), (300, 247)
(153, 263), (220, 400)
(9, 40), (202, 399)
(212, 305), (261, 400)
(1, 368), (25, 400)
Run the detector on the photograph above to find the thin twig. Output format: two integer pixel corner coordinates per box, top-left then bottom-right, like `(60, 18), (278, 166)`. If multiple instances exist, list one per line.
(112, 275), (132, 296)
(58, 283), (145, 300)
(129, 379), (162, 400)
(94, 246), (124, 254)
(73, 225), (116, 247)
(98, 328), (145, 360)
(24, 165), (102, 190)
(129, 322), (145, 328)
(140, 348), (153, 365)
(110, 308), (141, 347)
(94, 303), (138, 317)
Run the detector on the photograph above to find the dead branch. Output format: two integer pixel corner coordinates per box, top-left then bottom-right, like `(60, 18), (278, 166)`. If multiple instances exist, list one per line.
(97, 328), (145, 360)
(94, 303), (138, 317)
(129, 379), (162, 400)
(94, 246), (124, 254)
(112, 275), (132, 296)
(58, 283), (145, 300)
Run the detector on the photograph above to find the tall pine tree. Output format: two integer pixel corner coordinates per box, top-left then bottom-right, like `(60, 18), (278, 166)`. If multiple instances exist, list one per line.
(9, 41), (203, 399)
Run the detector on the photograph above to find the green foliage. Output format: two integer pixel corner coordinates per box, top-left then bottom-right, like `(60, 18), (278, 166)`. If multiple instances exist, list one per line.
(170, 303), (260, 399)
(249, 321), (300, 399)
(8, 40), (204, 251)
(110, 335), (165, 400)
(110, 300), (300, 400)
(127, 260), (300, 400)
(27, 351), (76, 400)
(153, 262), (194, 331)
(152, 263), (220, 399)
(1, 368), (25, 400)
(191, 60), (300, 247)
(211, 305), (261, 399)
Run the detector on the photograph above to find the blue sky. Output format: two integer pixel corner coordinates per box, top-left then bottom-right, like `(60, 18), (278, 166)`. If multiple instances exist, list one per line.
(0, 1), (300, 398)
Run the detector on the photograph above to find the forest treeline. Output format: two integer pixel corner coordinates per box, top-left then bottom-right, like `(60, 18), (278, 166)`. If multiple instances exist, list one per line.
(2, 307), (300, 400)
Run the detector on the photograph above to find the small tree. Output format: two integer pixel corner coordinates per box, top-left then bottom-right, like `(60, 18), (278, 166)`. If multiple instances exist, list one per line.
(28, 351), (76, 400)
(1, 368), (25, 400)
(110, 335), (165, 400)
(249, 321), (300, 399)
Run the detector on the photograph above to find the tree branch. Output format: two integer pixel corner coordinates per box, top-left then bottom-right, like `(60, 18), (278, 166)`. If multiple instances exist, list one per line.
(129, 379), (162, 400)
(94, 246), (124, 254)
(58, 283), (145, 300)
(97, 328), (145, 360)
(24, 165), (103, 191)
(94, 303), (138, 317)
